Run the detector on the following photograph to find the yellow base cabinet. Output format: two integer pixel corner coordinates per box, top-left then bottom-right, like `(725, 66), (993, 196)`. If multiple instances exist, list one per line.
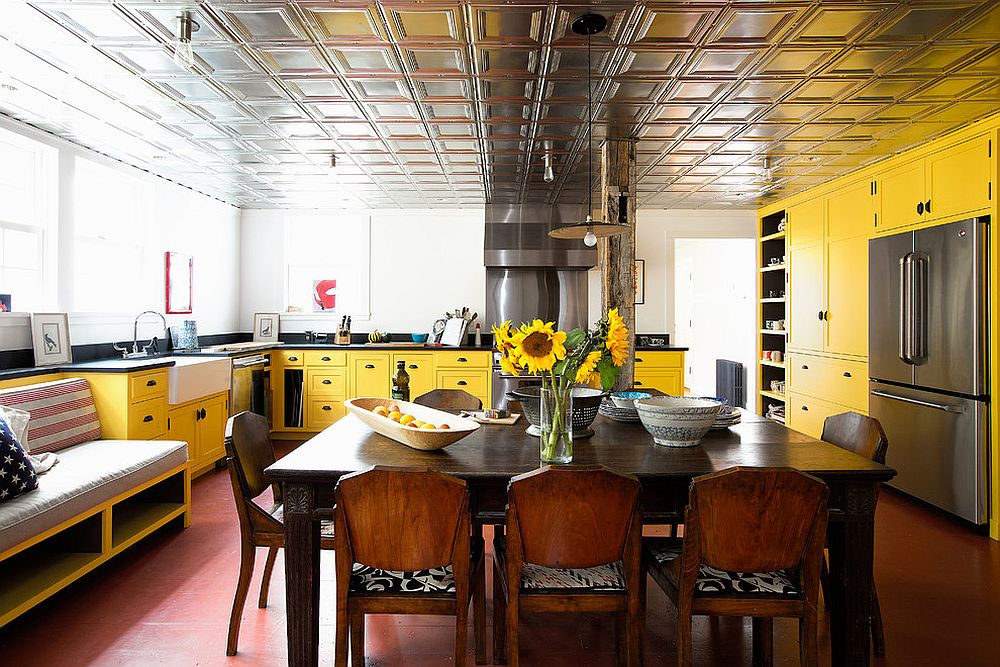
(633, 351), (686, 396)
(392, 352), (435, 399)
(435, 350), (491, 407)
(167, 391), (228, 477)
(352, 353), (391, 398)
(76, 369), (169, 440)
(305, 367), (347, 429)
(786, 392), (853, 440)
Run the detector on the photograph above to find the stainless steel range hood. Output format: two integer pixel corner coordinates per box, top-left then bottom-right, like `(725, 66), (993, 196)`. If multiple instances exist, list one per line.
(485, 204), (594, 333)
(485, 204), (597, 269)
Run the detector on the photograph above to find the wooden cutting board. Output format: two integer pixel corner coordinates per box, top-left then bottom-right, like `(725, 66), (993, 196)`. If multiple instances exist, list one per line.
(363, 342), (427, 347)
(461, 412), (522, 425)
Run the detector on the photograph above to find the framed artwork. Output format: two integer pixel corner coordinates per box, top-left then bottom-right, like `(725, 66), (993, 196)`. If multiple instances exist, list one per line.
(254, 312), (280, 343)
(30, 313), (72, 366)
(634, 259), (645, 305)
(312, 278), (336, 311)
(165, 252), (193, 314)
(0, 294), (10, 312)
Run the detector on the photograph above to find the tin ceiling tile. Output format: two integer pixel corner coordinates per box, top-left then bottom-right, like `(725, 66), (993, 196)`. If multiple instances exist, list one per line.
(866, 5), (974, 42)
(754, 48), (840, 76)
(221, 9), (306, 43)
(389, 9), (462, 42)
(790, 6), (890, 43)
(706, 8), (799, 45)
(475, 8), (544, 44)
(406, 49), (466, 74)
(637, 10), (715, 44)
(306, 8), (383, 41)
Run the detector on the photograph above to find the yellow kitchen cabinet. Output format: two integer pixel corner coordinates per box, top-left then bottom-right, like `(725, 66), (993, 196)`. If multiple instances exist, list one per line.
(787, 197), (825, 249)
(788, 241), (825, 352)
(787, 353), (867, 413)
(352, 354), (391, 398)
(633, 351), (686, 395)
(391, 352), (434, 400)
(826, 234), (868, 357)
(305, 367), (347, 429)
(167, 391), (228, 477)
(786, 391), (849, 440)
(76, 369), (169, 440)
(876, 135), (993, 232)
(436, 350), (492, 407)
(827, 180), (874, 241)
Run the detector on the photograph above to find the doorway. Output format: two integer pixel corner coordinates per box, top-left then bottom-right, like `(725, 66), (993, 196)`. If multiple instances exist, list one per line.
(674, 238), (756, 412)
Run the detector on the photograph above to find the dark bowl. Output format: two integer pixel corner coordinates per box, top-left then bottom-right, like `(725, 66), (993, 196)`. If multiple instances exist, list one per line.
(507, 385), (607, 436)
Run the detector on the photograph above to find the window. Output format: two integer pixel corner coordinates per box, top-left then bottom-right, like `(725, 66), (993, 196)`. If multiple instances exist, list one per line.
(284, 215), (371, 317)
(73, 157), (152, 312)
(0, 126), (56, 311)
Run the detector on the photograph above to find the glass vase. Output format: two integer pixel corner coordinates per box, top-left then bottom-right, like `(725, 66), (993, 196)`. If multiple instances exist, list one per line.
(539, 386), (573, 464)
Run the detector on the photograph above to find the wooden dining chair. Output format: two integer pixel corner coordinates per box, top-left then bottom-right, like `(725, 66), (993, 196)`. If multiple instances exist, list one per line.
(413, 388), (483, 411)
(493, 466), (643, 667)
(223, 411), (335, 656)
(334, 466), (486, 667)
(821, 411), (888, 657)
(644, 467), (829, 667)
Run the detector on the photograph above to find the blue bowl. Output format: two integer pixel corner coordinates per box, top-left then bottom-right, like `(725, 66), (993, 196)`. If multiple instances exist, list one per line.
(610, 391), (652, 409)
(411, 333), (429, 343)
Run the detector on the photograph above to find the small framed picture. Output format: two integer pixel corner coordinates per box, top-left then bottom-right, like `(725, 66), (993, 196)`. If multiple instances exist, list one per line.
(634, 259), (645, 305)
(165, 252), (193, 314)
(30, 313), (73, 366)
(254, 312), (280, 343)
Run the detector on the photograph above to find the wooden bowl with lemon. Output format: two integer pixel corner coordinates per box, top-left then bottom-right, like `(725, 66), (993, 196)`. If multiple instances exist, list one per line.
(344, 397), (481, 451)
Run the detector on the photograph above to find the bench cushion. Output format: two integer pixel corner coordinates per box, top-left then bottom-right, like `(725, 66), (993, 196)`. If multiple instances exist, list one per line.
(0, 379), (102, 454)
(0, 439), (187, 555)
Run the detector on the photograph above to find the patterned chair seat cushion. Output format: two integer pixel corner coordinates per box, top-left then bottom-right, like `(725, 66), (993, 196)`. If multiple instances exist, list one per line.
(350, 563), (455, 594)
(495, 535), (626, 591)
(268, 503), (334, 537)
(644, 537), (800, 597)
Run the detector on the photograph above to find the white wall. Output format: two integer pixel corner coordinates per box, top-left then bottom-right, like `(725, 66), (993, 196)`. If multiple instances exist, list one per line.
(0, 115), (241, 353)
(588, 209), (757, 338)
(240, 207), (485, 335)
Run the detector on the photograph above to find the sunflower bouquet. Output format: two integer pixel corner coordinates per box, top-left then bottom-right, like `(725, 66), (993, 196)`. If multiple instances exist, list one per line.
(493, 309), (630, 462)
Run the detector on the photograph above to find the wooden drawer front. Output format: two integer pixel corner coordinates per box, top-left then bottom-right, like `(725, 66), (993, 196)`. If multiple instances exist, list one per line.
(789, 354), (867, 411)
(353, 355), (391, 398)
(128, 398), (167, 439)
(308, 369), (347, 396)
(787, 392), (848, 440)
(436, 370), (489, 397)
(304, 350), (347, 367)
(634, 370), (683, 396)
(634, 351), (684, 370)
(306, 399), (346, 429)
(435, 350), (491, 369)
(129, 371), (167, 402)
(281, 350), (305, 366)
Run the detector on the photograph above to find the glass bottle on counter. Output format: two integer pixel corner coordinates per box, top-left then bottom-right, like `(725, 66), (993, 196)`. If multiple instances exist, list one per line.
(391, 360), (410, 401)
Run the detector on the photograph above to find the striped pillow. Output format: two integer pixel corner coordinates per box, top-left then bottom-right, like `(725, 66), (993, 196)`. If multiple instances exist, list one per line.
(0, 378), (102, 454)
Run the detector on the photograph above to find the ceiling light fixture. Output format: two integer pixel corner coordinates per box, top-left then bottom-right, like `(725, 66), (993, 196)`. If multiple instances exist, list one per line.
(173, 11), (200, 69)
(761, 156), (773, 182)
(543, 152), (554, 183)
(329, 154), (337, 172)
(549, 13), (629, 246)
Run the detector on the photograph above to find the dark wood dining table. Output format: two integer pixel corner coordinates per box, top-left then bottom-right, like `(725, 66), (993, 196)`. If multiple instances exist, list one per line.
(266, 412), (895, 667)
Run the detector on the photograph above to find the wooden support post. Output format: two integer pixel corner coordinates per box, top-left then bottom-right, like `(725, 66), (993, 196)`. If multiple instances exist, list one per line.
(600, 137), (637, 391)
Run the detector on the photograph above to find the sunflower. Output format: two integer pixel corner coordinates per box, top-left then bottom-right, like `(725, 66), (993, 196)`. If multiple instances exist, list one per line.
(499, 352), (522, 376)
(574, 350), (603, 384)
(605, 308), (630, 367)
(513, 320), (567, 374)
(493, 320), (523, 375)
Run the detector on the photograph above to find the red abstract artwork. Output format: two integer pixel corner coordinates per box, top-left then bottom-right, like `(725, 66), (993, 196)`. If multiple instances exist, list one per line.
(313, 279), (336, 310)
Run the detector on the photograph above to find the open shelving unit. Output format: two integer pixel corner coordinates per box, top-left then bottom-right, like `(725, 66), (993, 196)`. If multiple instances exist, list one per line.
(757, 210), (788, 423)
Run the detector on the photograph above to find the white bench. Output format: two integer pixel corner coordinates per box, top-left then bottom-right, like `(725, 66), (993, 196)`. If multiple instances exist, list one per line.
(0, 378), (191, 626)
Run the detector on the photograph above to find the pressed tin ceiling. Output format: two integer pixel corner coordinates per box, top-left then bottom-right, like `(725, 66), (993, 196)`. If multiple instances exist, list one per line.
(0, 2), (999, 209)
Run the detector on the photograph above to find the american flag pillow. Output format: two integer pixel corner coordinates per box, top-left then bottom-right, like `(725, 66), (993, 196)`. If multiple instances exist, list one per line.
(0, 378), (102, 454)
(0, 413), (38, 502)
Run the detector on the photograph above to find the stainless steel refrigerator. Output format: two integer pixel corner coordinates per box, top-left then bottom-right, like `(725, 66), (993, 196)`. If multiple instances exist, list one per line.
(869, 217), (989, 524)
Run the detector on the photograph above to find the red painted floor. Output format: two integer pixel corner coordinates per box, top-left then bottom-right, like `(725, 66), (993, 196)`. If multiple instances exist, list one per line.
(1, 458), (998, 666)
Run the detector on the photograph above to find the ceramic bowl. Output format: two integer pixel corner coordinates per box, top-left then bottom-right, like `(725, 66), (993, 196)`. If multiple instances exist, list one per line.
(634, 396), (724, 447)
(610, 391), (652, 409)
(410, 333), (429, 343)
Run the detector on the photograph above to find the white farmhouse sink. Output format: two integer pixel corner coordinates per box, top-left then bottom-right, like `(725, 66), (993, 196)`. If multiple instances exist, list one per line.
(165, 356), (231, 405)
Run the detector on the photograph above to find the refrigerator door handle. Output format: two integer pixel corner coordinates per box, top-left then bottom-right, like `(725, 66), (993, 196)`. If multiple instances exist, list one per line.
(871, 389), (964, 414)
(899, 253), (912, 364)
(912, 252), (928, 363)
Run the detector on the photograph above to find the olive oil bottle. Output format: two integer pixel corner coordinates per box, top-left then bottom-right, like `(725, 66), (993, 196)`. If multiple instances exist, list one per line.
(391, 360), (410, 401)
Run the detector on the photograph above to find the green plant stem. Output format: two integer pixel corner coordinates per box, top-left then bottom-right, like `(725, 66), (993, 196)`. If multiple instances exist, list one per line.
(541, 372), (572, 462)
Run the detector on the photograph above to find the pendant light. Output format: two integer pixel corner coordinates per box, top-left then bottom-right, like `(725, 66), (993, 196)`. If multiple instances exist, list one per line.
(173, 11), (200, 68)
(549, 13), (629, 246)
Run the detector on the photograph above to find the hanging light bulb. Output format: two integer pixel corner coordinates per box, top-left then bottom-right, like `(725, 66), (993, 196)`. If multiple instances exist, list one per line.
(543, 152), (554, 183)
(548, 13), (630, 246)
(173, 11), (200, 69)
(329, 153), (338, 173)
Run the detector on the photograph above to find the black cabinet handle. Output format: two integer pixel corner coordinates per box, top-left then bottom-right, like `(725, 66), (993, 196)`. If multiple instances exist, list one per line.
(409, 364), (418, 369)
(917, 201), (924, 215)
(364, 364), (375, 369)
(843, 371), (852, 378)
(817, 310), (824, 320)
(321, 356), (331, 361)
(823, 311), (829, 321)
(146, 379), (157, 387)
(801, 365), (809, 369)
(634, 381), (643, 386)
(200, 408), (207, 419)
(288, 356), (298, 361)
(322, 405), (332, 411)
(457, 380), (468, 386)
(143, 415), (154, 423)
(635, 357), (644, 363)
(925, 199), (931, 213)
(801, 405), (809, 411)
(457, 357), (468, 362)
(322, 379), (332, 385)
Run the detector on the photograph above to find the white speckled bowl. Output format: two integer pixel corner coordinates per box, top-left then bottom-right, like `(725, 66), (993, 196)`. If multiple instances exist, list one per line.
(634, 396), (724, 447)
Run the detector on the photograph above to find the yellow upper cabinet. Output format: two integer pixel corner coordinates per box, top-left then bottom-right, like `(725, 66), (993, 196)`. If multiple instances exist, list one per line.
(789, 242), (825, 352)
(876, 135), (992, 232)
(787, 197), (824, 249)
(827, 180), (874, 241)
